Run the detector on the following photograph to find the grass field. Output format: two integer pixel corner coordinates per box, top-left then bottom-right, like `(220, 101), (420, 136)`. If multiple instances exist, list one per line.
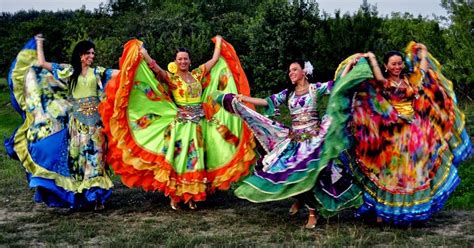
(0, 78), (473, 246)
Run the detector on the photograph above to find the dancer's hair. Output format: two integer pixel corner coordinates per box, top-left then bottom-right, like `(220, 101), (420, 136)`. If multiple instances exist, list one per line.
(175, 47), (191, 60)
(70, 40), (95, 92)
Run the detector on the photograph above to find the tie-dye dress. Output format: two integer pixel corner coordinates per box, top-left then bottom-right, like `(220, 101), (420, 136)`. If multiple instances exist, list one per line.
(331, 42), (472, 224)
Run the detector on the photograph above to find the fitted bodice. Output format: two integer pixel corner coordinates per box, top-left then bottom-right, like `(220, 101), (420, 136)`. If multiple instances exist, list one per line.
(71, 68), (98, 99)
(169, 74), (203, 105)
(266, 82), (332, 131)
(288, 91), (320, 130)
(383, 79), (417, 119)
(167, 64), (207, 106)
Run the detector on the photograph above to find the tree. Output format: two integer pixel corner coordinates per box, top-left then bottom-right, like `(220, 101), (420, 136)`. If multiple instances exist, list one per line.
(441, 0), (474, 100)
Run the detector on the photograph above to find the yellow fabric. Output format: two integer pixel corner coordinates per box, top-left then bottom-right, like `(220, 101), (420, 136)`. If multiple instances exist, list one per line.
(392, 101), (414, 118)
(72, 68), (98, 98)
(11, 50), (37, 111)
(169, 64), (207, 105)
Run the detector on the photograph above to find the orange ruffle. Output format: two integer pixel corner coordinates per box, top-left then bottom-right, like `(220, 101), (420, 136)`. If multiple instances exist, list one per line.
(213, 37), (255, 110)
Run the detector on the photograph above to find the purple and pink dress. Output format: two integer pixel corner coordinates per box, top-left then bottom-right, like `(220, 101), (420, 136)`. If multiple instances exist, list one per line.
(217, 82), (362, 217)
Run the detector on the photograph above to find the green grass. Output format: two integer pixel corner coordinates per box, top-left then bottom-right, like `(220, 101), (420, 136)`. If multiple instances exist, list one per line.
(0, 78), (473, 246)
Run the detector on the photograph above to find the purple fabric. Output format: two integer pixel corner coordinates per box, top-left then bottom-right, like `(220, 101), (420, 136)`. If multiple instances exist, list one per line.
(222, 93), (236, 114)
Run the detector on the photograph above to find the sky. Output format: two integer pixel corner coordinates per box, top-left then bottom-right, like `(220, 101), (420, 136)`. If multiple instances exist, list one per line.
(0, 0), (448, 17)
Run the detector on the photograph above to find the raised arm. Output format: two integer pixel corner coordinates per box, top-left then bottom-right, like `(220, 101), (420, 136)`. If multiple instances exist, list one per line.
(236, 94), (268, 106)
(35, 34), (53, 71)
(140, 47), (169, 84)
(364, 52), (385, 82)
(340, 55), (361, 78)
(416, 43), (429, 72)
(203, 35), (222, 72)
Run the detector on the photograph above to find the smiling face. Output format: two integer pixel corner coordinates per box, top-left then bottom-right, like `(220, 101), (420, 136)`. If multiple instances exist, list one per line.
(384, 54), (404, 78)
(175, 51), (191, 72)
(288, 62), (305, 84)
(80, 48), (95, 66)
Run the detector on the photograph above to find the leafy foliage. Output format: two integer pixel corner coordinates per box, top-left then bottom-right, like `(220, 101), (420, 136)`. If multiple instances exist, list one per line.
(0, 0), (472, 99)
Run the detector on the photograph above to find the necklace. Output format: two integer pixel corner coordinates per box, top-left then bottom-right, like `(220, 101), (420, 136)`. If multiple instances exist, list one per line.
(390, 78), (403, 87)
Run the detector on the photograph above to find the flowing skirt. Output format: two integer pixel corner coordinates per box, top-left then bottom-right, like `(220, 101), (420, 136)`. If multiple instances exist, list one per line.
(217, 94), (363, 217)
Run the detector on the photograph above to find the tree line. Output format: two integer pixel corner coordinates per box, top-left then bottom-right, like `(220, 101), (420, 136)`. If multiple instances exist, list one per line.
(1, 0), (472, 98)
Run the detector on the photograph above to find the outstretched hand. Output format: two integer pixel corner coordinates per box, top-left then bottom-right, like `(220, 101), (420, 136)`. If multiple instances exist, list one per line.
(35, 34), (44, 42)
(415, 43), (428, 58)
(363, 52), (376, 59)
(415, 43), (427, 51)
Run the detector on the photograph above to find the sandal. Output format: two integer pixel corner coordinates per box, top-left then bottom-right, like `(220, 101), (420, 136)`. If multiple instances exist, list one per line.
(305, 214), (318, 229)
(188, 201), (197, 210)
(289, 201), (300, 216)
(170, 200), (180, 210)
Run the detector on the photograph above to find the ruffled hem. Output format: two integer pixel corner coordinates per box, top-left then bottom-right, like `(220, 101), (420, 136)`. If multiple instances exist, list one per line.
(14, 113), (113, 191)
(30, 175), (112, 208)
(234, 158), (322, 203)
(356, 164), (460, 225)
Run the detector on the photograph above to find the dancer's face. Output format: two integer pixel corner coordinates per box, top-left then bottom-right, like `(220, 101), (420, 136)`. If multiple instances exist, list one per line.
(384, 55), (404, 78)
(175, 51), (191, 72)
(81, 48), (95, 66)
(80, 48), (95, 66)
(288, 62), (305, 84)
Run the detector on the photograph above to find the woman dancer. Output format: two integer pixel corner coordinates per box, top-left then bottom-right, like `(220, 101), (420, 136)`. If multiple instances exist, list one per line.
(99, 36), (256, 210)
(5, 35), (116, 210)
(335, 42), (472, 224)
(216, 60), (362, 228)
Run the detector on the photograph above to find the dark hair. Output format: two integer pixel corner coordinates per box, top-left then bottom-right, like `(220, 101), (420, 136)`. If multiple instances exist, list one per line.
(285, 59), (307, 104)
(70, 40), (95, 92)
(382, 50), (404, 77)
(175, 47), (191, 60)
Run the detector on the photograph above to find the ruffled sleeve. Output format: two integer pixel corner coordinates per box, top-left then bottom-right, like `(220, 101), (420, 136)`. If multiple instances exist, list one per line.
(191, 64), (209, 85)
(314, 80), (334, 97)
(94, 66), (114, 88)
(264, 89), (288, 117)
(51, 63), (73, 81)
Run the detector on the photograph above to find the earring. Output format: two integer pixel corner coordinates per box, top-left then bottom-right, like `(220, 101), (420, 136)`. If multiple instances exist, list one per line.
(384, 68), (387, 73)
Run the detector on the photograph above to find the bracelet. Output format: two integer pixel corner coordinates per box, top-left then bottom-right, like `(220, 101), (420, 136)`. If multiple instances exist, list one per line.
(148, 59), (158, 69)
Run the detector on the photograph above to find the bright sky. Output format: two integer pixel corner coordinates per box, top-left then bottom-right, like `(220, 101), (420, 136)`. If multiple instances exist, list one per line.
(0, 0), (448, 17)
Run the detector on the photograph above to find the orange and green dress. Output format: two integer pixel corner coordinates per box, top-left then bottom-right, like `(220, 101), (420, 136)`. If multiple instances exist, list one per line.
(99, 39), (256, 203)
